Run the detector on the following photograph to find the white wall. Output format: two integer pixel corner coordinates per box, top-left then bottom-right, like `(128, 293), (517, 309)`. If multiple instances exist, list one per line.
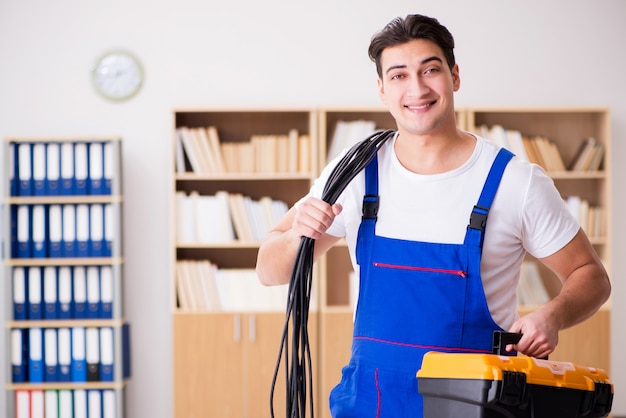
(1, 0), (625, 416)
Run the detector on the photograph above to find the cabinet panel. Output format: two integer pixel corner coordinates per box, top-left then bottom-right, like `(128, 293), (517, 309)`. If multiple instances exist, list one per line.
(319, 312), (353, 418)
(173, 313), (245, 417)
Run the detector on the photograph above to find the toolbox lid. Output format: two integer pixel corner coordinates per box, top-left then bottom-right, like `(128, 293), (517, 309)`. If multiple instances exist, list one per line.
(417, 352), (613, 392)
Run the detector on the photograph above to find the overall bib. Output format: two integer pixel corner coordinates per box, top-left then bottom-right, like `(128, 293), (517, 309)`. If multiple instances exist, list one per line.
(329, 148), (514, 417)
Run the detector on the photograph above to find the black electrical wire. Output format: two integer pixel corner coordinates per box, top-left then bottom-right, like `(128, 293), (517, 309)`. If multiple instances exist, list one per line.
(270, 129), (396, 418)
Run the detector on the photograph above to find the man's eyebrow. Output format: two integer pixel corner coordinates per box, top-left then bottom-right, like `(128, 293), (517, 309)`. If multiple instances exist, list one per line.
(384, 56), (443, 75)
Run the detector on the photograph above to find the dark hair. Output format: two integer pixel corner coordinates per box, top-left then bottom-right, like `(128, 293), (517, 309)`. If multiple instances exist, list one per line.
(368, 14), (456, 78)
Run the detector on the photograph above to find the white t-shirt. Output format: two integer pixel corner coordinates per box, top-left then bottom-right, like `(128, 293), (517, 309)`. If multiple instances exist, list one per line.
(305, 133), (579, 329)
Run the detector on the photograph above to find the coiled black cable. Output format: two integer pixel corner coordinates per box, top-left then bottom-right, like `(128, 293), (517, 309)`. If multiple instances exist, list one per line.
(270, 129), (396, 418)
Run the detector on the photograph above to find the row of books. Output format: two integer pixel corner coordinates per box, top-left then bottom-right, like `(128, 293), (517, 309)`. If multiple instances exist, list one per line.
(176, 191), (288, 244)
(478, 125), (605, 172)
(176, 260), (288, 312)
(175, 126), (312, 175)
(11, 325), (130, 384)
(565, 196), (605, 239)
(12, 203), (114, 259)
(13, 266), (114, 321)
(9, 141), (116, 197)
(567, 137), (605, 171)
(15, 389), (118, 418)
(327, 120), (377, 162)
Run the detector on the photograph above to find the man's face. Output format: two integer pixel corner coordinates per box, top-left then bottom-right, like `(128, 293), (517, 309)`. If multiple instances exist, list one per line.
(377, 39), (460, 136)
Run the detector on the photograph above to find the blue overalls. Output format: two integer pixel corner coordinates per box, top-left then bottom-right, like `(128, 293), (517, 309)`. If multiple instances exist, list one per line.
(329, 148), (514, 417)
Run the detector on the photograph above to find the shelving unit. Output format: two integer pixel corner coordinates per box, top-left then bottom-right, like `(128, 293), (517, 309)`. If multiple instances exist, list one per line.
(169, 107), (612, 418)
(170, 109), (319, 418)
(2, 137), (129, 417)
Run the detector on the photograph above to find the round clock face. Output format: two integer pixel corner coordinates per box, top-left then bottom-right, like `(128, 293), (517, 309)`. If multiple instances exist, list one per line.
(93, 50), (143, 101)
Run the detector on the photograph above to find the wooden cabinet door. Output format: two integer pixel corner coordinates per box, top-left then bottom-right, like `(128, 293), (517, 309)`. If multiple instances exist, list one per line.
(244, 313), (318, 418)
(174, 313), (245, 418)
(319, 311), (354, 418)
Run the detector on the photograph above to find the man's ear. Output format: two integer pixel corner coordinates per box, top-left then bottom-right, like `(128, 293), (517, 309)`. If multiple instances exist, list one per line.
(377, 78), (387, 104)
(452, 64), (460, 92)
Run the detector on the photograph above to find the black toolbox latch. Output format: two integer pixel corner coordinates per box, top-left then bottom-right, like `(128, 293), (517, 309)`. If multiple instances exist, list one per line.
(498, 371), (530, 409)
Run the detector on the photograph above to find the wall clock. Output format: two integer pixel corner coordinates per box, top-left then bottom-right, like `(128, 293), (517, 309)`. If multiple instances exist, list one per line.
(92, 50), (144, 101)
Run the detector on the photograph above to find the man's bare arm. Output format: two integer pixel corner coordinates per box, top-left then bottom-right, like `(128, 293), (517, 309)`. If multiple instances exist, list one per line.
(256, 198), (342, 286)
(509, 229), (611, 358)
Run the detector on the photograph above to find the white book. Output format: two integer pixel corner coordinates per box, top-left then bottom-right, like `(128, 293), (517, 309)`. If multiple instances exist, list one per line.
(15, 390), (30, 418)
(74, 389), (87, 418)
(102, 390), (116, 418)
(207, 126), (226, 172)
(176, 192), (195, 244)
(59, 389), (73, 418)
(44, 390), (59, 418)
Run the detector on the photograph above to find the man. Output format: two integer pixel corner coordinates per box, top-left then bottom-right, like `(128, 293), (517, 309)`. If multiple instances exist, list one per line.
(256, 14), (610, 417)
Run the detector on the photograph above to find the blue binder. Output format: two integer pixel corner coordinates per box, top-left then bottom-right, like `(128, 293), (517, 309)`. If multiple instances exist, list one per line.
(28, 327), (44, 383)
(58, 328), (72, 382)
(104, 142), (113, 195)
(48, 204), (63, 258)
(86, 266), (101, 319)
(9, 142), (18, 196)
(43, 266), (58, 320)
(28, 267), (43, 320)
(123, 322), (132, 379)
(90, 204), (104, 257)
(17, 142), (33, 196)
(12, 267), (27, 321)
(89, 142), (105, 195)
(31, 205), (47, 258)
(76, 204), (90, 257)
(58, 267), (72, 320)
(71, 327), (87, 382)
(62, 204), (77, 257)
(44, 328), (59, 382)
(100, 266), (113, 319)
(16, 205), (31, 258)
(73, 267), (88, 319)
(104, 204), (113, 257)
(60, 142), (75, 195)
(100, 327), (114, 382)
(74, 142), (89, 195)
(11, 329), (27, 383)
(32, 143), (47, 196)
(46, 142), (61, 195)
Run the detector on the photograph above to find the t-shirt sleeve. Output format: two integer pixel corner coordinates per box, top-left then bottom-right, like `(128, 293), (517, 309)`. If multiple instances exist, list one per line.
(521, 165), (580, 258)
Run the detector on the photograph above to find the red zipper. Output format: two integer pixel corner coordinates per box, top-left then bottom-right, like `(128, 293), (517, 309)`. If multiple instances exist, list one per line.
(372, 262), (467, 278)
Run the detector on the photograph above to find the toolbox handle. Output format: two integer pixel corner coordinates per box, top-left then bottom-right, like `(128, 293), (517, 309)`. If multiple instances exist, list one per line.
(492, 331), (548, 359)
(492, 331), (522, 356)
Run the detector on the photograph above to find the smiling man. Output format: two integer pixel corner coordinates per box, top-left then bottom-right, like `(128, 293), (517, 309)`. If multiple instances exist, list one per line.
(256, 14), (610, 417)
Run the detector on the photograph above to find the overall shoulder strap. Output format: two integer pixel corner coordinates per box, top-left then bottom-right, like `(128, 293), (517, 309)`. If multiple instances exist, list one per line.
(356, 155), (379, 265)
(465, 148), (515, 249)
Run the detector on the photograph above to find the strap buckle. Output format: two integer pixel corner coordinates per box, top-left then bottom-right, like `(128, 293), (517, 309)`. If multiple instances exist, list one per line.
(362, 195), (379, 220)
(468, 205), (489, 230)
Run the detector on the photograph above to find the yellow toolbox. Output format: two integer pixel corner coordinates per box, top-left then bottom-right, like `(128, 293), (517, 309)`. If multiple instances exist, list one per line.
(417, 336), (613, 417)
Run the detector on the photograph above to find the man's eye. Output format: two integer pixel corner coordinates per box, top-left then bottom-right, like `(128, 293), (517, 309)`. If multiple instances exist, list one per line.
(424, 68), (440, 75)
(390, 74), (405, 80)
